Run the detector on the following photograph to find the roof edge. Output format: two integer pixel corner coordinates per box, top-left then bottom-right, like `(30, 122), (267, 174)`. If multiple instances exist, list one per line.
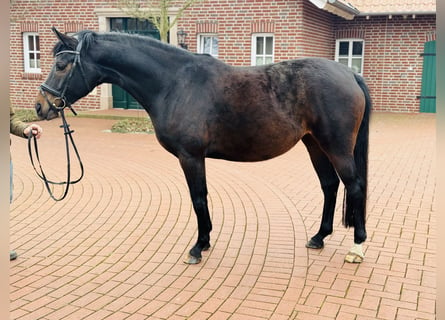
(357, 11), (436, 16)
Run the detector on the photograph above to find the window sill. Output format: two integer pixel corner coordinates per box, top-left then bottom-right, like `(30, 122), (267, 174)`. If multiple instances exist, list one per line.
(22, 72), (42, 80)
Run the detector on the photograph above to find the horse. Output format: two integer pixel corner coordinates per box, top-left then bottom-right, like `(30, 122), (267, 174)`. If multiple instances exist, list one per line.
(35, 27), (372, 264)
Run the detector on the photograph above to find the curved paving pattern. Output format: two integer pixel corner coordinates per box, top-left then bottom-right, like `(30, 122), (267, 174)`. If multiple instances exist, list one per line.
(10, 112), (435, 319)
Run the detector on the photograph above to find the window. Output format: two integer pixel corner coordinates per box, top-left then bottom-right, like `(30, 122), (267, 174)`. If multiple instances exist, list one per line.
(335, 39), (364, 74)
(23, 32), (41, 73)
(252, 34), (274, 66)
(110, 17), (160, 39)
(198, 34), (218, 57)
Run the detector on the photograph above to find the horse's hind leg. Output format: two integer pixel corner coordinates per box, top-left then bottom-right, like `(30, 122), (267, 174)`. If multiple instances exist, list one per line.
(329, 154), (367, 262)
(179, 155), (212, 264)
(302, 135), (340, 249)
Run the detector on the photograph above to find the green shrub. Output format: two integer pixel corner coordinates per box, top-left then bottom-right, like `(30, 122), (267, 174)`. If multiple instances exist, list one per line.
(111, 117), (154, 133)
(14, 108), (40, 122)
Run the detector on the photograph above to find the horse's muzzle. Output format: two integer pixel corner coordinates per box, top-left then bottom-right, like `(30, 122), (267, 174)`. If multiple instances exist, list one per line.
(35, 101), (59, 120)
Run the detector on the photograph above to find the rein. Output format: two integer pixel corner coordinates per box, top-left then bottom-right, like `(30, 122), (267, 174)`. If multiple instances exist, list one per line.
(28, 108), (84, 201)
(31, 40), (89, 201)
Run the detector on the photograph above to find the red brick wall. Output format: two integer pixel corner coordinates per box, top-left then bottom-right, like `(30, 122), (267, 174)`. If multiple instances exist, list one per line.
(181, 0), (305, 65)
(10, 0), (436, 113)
(299, 0), (334, 59)
(181, 0), (334, 64)
(334, 15), (436, 112)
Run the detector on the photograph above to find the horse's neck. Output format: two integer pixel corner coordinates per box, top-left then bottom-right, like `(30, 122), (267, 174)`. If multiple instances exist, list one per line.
(93, 37), (187, 112)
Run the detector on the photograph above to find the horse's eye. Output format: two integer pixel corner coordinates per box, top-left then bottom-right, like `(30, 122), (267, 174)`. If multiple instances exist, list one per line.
(55, 61), (67, 71)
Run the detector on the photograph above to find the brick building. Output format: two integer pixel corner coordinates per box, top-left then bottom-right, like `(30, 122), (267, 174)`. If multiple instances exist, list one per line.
(10, 0), (436, 113)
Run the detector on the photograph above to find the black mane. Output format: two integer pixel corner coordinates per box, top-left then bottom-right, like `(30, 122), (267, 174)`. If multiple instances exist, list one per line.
(53, 30), (189, 58)
(99, 31), (189, 56)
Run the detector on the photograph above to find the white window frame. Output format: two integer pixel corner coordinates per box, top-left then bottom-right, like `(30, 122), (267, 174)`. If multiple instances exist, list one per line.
(23, 32), (41, 73)
(198, 34), (219, 58)
(251, 33), (274, 66)
(335, 38), (364, 75)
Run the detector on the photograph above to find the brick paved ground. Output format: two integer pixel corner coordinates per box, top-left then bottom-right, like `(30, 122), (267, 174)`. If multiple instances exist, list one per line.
(10, 111), (435, 319)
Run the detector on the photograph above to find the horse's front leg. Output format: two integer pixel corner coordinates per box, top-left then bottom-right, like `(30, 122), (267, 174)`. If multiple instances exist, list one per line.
(179, 155), (212, 264)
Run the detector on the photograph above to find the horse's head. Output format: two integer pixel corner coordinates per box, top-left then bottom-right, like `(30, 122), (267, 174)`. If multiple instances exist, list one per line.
(35, 27), (96, 120)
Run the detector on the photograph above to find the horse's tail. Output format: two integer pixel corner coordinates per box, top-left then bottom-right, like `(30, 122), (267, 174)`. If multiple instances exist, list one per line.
(343, 73), (372, 227)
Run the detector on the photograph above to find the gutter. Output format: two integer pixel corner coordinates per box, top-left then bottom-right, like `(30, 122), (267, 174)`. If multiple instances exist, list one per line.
(328, 0), (360, 15)
(357, 11), (436, 16)
(309, 0), (360, 20)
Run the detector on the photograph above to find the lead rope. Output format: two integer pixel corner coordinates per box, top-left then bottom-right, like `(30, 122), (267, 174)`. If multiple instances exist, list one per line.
(27, 109), (84, 201)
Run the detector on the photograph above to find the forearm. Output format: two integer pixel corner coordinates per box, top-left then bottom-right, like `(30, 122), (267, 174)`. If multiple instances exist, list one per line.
(10, 107), (28, 138)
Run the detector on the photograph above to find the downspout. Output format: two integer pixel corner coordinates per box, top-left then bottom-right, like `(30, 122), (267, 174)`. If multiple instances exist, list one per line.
(379, 16), (389, 110)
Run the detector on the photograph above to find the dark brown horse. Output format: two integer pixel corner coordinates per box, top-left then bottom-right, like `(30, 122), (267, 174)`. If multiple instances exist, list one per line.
(35, 28), (371, 264)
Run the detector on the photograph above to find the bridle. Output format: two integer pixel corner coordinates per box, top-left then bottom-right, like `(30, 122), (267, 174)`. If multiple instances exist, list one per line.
(39, 39), (91, 116)
(29, 40), (90, 201)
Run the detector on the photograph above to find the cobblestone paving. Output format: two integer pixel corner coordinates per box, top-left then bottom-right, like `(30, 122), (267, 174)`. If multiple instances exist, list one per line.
(10, 112), (435, 319)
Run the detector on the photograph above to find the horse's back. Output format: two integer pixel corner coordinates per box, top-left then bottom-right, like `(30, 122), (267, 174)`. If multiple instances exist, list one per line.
(269, 58), (363, 105)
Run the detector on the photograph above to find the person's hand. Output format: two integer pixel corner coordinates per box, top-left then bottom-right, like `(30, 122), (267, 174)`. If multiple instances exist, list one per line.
(24, 124), (43, 139)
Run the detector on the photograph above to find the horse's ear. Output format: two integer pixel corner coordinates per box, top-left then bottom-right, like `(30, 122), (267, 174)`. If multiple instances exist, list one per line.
(51, 26), (75, 48)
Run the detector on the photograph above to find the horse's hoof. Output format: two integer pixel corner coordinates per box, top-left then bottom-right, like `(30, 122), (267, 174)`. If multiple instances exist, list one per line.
(344, 251), (364, 263)
(305, 238), (324, 249)
(344, 243), (365, 263)
(183, 254), (202, 264)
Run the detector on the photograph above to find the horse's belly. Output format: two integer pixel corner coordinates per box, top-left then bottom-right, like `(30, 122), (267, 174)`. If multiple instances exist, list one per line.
(207, 128), (300, 162)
